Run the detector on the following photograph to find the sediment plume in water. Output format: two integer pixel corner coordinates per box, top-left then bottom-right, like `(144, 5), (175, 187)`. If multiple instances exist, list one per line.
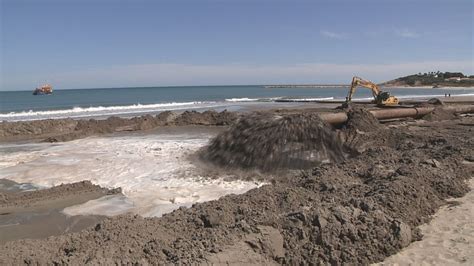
(199, 113), (346, 171)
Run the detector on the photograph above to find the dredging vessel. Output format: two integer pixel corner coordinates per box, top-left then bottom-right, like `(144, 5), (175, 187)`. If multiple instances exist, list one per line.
(33, 84), (53, 95)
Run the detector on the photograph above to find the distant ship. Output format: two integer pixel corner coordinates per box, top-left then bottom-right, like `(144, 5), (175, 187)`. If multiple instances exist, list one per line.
(33, 84), (53, 95)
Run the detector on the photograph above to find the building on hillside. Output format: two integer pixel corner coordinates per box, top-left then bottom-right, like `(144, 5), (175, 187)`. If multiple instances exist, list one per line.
(445, 77), (461, 82)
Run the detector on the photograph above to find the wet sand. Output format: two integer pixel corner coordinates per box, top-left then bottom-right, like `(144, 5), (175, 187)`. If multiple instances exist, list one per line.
(0, 109), (239, 143)
(0, 104), (473, 264)
(0, 180), (120, 243)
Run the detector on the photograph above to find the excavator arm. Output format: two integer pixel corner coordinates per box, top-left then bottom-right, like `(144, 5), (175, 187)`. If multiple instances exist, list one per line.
(346, 76), (399, 106)
(346, 76), (381, 102)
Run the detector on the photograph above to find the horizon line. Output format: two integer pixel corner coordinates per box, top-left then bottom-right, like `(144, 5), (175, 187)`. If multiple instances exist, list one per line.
(1, 83), (352, 92)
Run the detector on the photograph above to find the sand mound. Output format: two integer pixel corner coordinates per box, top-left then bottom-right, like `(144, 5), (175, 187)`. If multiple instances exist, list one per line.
(338, 108), (392, 153)
(422, 107), (457, 121)
(345, 107), (384, 132)
(174, 110), (238, 126)
(199, 113), (346, 171)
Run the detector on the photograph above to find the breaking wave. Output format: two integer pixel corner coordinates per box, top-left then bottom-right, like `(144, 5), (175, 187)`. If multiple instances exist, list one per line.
(0, 101), (220, 121)
(225, 97), (283, 102)
(275, 97), (335, 102)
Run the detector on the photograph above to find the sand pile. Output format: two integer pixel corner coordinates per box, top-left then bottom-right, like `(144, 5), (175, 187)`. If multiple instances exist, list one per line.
(422, 107), (457, 121)
(199, 113), (346, 171)
(337, 108), (393, 153)
(344, 107), (384, 132)
(174, 110), (238, 126)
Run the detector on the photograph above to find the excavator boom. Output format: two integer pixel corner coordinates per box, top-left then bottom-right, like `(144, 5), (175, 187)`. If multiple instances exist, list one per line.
(346, 76), (399, 106)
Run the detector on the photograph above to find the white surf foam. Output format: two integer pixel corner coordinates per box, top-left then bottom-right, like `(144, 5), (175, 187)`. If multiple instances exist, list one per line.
(0, 133), (263, 217)
(277, 97), (335, 102)
(225, 97), (284, 102)
(0, 101), (223, 121)
(225, 97), (260, 102)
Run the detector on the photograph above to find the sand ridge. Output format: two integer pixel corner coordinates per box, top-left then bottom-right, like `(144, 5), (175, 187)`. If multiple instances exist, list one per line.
(0, 110), (238, 143)
(0, 180), (120, 210)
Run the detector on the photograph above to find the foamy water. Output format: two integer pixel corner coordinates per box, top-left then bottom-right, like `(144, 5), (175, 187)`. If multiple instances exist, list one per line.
(0, 132), (263, 217)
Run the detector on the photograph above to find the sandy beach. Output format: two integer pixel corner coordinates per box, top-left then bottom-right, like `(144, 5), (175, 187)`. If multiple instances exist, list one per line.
(378, 179), (474, 265)
(0, 102), (473, 264)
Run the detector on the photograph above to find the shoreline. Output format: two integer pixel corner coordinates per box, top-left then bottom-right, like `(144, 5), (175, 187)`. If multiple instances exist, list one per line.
(2, 97), (474, 144)
(2, 91), (474, 123)
(383, 85), (474, 89)
(263, 85), (474, 89)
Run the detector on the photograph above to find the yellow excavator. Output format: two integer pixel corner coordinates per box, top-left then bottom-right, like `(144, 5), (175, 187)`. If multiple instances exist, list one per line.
(346, 76), (399, 106)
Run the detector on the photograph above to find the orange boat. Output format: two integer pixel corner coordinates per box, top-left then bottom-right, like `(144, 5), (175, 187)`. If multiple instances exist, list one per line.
(33, 84), (53, 95)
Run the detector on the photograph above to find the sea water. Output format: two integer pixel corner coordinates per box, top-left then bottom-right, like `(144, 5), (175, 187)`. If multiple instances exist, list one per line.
(1, 85), (473, 121)
(0, 131), (263, 217)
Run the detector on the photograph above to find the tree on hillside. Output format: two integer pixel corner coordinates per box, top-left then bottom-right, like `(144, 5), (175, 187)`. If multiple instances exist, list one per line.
(444, 72), (465, 78)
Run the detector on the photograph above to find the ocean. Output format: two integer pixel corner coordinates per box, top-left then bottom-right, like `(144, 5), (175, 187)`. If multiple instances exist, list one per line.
(1, 85), (473, 121)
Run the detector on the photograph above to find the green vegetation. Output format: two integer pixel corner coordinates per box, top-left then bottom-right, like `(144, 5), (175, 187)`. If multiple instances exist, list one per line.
(383, 71), (474, 87)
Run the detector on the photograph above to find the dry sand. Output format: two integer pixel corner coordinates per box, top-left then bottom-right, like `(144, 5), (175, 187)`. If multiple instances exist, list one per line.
(378, 179), (474, 265)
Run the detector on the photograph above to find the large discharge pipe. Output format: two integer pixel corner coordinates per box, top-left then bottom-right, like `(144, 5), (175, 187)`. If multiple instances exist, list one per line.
(318, 105), (474, 125)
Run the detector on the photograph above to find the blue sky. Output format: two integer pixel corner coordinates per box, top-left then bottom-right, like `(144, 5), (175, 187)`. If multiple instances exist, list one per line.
(1, 0), (473, 90)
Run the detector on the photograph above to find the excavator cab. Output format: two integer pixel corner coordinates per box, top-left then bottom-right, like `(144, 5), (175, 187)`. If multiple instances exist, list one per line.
(346, 76), (399, 107)
(376, 91), (398, 105)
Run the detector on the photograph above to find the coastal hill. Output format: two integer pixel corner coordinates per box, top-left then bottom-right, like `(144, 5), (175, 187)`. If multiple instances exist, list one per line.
(264, 72), (474, 88)
(381, 71), (474, 88)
